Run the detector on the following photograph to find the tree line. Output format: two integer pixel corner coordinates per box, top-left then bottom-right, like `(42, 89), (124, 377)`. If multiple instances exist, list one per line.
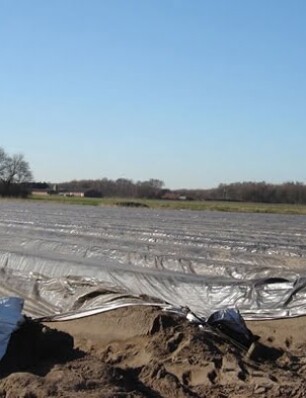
(1, 146), (306, 204)
(174, 181), (306, 204)
(55, 179), (306, 204)
(56, 178), (166, 199)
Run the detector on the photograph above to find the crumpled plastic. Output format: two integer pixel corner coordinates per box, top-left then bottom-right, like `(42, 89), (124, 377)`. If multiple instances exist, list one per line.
(207, 308), (254, 347)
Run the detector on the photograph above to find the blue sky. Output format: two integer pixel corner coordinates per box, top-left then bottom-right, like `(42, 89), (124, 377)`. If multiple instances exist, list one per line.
(1, 1), (305, 189)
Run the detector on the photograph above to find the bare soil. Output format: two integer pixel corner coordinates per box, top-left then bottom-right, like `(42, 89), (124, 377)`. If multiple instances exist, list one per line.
(0, 306), (306, 397)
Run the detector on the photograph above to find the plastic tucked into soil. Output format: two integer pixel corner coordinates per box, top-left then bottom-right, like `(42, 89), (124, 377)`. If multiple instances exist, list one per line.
(0, 201), (306, 320)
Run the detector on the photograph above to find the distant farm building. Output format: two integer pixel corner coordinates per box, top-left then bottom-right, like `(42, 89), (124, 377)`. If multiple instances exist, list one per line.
(31, 189), (49, 196)
(60, 192), (85, 198)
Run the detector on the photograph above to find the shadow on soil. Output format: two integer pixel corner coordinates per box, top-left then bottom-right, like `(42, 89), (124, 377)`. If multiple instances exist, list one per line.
(0, 319), (85, 378)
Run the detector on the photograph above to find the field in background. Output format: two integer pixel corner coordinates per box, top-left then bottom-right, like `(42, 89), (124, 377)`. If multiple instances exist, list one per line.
(29, 194), (306, 215)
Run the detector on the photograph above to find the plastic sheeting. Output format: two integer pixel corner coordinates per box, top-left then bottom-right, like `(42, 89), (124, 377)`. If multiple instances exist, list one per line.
(0, 201), (306, 320)
(207, 308), (253, 347)
(0, 297), (24, 361)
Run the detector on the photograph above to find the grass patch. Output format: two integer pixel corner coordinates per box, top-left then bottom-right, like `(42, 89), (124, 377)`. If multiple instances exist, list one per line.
(27, 195), (306, 215)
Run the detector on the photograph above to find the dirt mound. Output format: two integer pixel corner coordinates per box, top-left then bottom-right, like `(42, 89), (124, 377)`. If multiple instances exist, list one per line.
(0, 307), (306, 397)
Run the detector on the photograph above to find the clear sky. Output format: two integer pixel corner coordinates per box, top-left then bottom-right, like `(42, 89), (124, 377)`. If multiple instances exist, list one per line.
(1, 1), (305, 189)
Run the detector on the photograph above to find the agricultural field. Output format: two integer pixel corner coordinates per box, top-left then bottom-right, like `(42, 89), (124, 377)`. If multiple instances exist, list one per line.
(29, 194), (306, 215)
(1, 200), (306, 319)
(1, 200), (306, 397)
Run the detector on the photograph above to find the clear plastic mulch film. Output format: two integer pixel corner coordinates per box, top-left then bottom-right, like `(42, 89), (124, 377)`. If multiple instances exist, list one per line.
(0, 297), (24, 361)
(1, 202), (306, 322)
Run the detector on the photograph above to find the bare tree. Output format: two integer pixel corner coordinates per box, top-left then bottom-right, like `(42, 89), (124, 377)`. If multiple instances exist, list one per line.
(0, 147), (7, 177)
(0, 148), (33, 196)
(4, 154), (32, 183)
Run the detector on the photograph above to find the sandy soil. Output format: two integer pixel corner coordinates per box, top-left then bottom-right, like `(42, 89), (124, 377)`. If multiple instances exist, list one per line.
(0, 306), (306, 397)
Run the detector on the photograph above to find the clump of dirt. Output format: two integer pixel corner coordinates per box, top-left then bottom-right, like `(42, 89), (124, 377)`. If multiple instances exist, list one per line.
(1, 307), (306, 397)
